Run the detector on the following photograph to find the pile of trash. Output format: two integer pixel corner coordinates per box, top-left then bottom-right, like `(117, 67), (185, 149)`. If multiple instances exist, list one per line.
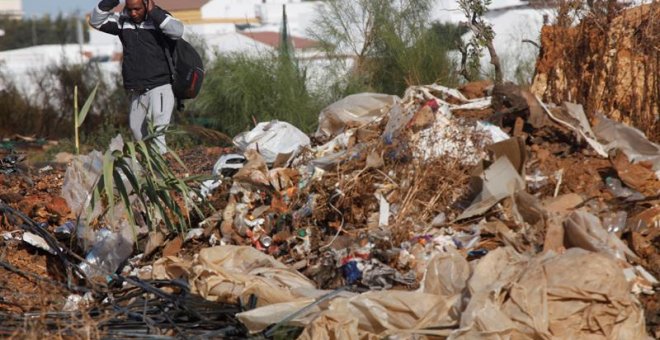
(2, 81), (658, 338)
(1, 5), (658, 337)
(141, 80), (657, 337)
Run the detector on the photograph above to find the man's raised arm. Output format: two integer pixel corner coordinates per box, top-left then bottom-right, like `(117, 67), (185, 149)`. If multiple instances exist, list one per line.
(89, 0), (121, 35)
(147, 0), (184, 40)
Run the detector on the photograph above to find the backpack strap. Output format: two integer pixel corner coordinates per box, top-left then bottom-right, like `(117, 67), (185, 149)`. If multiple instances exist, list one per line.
(155, 32), (184, 111)
(155, 32), (175, 84)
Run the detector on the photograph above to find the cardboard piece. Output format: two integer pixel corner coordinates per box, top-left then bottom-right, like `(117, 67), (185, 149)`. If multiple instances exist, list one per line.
(611, 151), (660, 197)
(233, 149), (270, 186)
(456, 157), (525, 221)
(536, 98), (609, 157)
(485, 137), (527, 175)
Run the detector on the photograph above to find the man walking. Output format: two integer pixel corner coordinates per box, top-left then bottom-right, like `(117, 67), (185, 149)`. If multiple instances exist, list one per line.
(90, 0), (184, 153)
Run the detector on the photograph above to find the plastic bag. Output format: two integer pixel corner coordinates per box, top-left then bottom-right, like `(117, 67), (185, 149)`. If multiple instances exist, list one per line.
(315, 93), (399, 140)
(61, 151), (103, 218)
(233, 120), (310, 164)
(78, 222), (135, 282)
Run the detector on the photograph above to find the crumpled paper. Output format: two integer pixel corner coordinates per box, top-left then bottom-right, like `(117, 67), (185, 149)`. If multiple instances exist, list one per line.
(450, 247), (647, 340)
(153, 246), (317, 307)
(153, 244), (648, 340)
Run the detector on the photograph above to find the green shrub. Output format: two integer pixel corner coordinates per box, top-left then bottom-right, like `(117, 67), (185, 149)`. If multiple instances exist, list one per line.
(91, 131), (209, 235)
(0, 57), (134, 150)
(310, 0), (463, 97)
(193, 52), (325, 136)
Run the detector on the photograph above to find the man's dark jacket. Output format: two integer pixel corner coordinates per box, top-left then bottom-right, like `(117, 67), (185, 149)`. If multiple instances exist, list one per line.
(89, 4), (184, 91)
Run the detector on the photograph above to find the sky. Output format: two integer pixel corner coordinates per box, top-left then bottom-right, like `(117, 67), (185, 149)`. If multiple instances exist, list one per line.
(23, 0), (115, 17)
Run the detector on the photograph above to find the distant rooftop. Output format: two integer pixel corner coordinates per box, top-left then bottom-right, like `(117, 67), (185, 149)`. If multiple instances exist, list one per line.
(239, 31), (319, 50)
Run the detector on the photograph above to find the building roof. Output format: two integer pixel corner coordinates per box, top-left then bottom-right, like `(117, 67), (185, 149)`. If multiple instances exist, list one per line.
(239, 31), (319, 50)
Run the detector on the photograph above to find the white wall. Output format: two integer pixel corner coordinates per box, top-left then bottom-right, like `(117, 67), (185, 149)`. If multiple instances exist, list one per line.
(0, 44), (119, 100)
(201, 0), (260, 20)
(256, 1), (323, 37)
(89, 28), (123, 48)
(201, 0), (305, 21)
(186, 23), (239, 37)
(204, 32), (273, 57)
(0, 0), (21, 12)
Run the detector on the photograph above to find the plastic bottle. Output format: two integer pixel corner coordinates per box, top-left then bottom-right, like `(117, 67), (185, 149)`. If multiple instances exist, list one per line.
(605, 177), (644, 200)
(603, 211), (628, 234)
(78, 230), (134, 282)
(55, 221), (76, 236)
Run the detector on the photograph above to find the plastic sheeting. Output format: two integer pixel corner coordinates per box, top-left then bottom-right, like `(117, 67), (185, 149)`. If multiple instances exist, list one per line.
(315, 93), (399, 140)
(594, 114), (660, 179)
(233, 120), (311, 164)
(152, 246), (317, 307)
(150, 242), (648, 339)
(564, 210), (639, 261)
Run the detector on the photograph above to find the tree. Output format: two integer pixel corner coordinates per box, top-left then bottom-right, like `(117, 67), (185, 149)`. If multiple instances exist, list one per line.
(0, 14), (89, 51)
(457, 0), (503, 84)
(311, 0), (462, 96)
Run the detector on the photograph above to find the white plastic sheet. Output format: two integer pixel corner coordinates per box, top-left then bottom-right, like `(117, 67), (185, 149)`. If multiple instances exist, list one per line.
(233, 120), (311, 164)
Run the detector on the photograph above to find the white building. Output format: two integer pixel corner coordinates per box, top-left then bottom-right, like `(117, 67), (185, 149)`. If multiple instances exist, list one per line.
(0, 44), (118, 99)
(0, 0), (22, 19)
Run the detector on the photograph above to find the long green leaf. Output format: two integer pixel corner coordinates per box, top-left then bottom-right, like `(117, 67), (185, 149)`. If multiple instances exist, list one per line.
(103, 150), (116, 220)
(116, 161), (152, 226)
(137, 141), (155, 174)
(144, 176), (172, 231)
(156, 189), (185, 233)
(167, 150), (189, 173)
(77, 83), (99, 127)
(116, 162), (140, 196)
(113, 170), (136, 230)
(126, 142), (140, 179)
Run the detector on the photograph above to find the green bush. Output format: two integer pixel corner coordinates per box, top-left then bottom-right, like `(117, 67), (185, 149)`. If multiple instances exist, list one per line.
(311, 0), (463, 97)
(0, 60), (129, 146)
(0, 14), (90, 51)
(193, 52), (325, 136)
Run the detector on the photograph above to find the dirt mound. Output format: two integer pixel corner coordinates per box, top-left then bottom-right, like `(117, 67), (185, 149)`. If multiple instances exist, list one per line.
(532, 3), (659, 142)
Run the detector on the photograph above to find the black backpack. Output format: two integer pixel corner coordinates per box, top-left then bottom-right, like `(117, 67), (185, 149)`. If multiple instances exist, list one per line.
(162, 38), (205, 100)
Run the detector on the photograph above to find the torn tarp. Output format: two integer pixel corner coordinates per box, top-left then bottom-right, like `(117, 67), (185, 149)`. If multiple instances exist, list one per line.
(152, 246), (318, 307)
(451, 247), (647, 340)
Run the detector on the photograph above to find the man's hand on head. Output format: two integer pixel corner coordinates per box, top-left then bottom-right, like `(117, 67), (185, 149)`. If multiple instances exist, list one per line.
(99, 0), (120, 11)
(146, 0), (155, 13)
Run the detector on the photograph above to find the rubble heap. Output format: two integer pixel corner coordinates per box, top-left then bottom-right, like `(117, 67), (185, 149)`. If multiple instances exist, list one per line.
(0, 3), (659, 339)
(1, 81), (658, 338)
